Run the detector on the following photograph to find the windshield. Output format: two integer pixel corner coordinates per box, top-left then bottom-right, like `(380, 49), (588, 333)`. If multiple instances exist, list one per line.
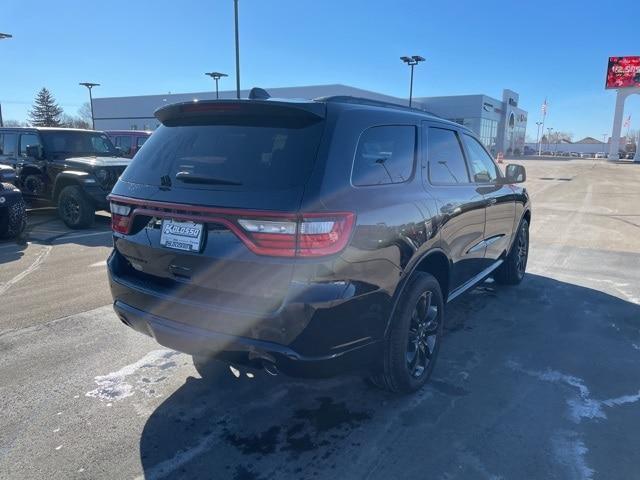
(40, 131), (118, 158)
(122, 121), (324, 190)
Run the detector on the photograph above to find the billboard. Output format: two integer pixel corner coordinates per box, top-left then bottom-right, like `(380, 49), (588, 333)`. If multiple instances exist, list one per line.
(606, 56), (640, 89)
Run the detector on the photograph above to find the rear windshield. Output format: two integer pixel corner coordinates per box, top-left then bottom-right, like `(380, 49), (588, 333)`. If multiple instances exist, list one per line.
(121, 121), (324, 190)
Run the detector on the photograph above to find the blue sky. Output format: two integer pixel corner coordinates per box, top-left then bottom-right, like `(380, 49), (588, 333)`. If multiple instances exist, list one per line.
(1, 0), (639, 140)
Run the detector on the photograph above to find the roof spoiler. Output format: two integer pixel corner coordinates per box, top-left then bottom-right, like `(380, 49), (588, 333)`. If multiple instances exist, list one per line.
(155, 97), (325, 127)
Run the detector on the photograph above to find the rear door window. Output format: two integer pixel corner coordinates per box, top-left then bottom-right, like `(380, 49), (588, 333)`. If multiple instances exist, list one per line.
(0, 133), (17, 156)
(116, 136), (133, 155)
(122, 121), (324, 190)
(352, 126), (416, 186)
(427, 127), (470, 184)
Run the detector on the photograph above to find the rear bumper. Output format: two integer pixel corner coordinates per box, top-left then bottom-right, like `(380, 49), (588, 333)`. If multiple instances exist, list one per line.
(113, 300), (381, 378)
(107, 249), (389, 378)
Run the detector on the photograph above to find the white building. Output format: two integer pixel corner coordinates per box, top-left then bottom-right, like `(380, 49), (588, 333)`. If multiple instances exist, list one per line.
(93, 84), (527, 155)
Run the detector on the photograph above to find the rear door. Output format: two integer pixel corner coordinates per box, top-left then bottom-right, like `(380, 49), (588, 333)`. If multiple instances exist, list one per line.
(460, 133), (515, 264)
(421, 123), (487, 289)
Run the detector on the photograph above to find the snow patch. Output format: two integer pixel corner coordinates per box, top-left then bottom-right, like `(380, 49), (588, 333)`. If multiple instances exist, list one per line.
(86, 349), (179, 402)
(507, 360), (640, 423)
(552, 431), (594, 480)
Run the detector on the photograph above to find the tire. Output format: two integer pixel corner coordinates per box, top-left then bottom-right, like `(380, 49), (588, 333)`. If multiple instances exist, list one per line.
(57, 185), (95, 229)
(22, 174), (46, 196)
(494, 219), (529, 285)
(370, 272), (445, 393)
(0, 183), (27, 239)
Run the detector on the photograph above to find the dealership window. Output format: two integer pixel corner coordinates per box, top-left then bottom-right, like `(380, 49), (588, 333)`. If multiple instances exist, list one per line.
(0, 133), (17, 156)
(479, 118), (498, 151)
(462, 133), (499, 183)
(352, 126), (415, 186)
(427, 127), (470, 184)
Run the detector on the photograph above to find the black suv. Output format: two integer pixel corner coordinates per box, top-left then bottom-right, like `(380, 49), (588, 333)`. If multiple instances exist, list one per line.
(0, 127), (131, 228)
(107, 95), (530, 393)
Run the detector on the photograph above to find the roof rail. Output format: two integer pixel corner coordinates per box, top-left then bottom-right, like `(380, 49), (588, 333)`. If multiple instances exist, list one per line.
(315, 95), (442, 118)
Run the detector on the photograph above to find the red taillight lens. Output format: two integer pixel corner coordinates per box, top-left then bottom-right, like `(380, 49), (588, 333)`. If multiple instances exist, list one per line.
(110, 202), (131, 234)
(237, 213), (354, 257)
(297, 214), (355, 257)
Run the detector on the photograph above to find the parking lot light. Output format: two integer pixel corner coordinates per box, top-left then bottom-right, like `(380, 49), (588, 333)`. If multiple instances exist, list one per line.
(401, 55), (425, 108)
(79, 82), (100, 129)
(205, 72), (228, 99)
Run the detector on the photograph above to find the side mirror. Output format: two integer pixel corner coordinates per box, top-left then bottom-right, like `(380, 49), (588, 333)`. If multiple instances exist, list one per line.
(25, 145), (43, 159)
(115, 146), (123, 155)
(505, 163), (526, 183)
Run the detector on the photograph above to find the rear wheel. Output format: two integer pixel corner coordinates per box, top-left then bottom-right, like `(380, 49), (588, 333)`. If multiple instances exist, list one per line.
(58, 185), (95, 229)
(494, 219), (529, 285)
(370, 272), (444, 393)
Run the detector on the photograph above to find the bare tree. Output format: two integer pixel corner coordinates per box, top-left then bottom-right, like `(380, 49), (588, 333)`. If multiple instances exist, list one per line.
(3, 119), (29, 127)
(78, 102), (92, 124)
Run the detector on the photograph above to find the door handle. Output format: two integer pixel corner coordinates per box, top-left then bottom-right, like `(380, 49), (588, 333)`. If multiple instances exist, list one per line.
(487, 198), (497, 206)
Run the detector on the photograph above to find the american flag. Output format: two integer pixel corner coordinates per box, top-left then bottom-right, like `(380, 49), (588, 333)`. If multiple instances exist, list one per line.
(623, 115), (631, 128)
(541, 98), (548, 115)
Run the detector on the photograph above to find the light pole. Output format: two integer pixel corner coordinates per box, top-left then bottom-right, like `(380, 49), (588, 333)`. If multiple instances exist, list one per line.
(233, 0), (241, 99)
(546, 127), (553, 153)
(400, 55), (425, 107)
(205, 72), (228, 99)
(79, 82), (100, 129)
(535, 121), (543, 155)
(0, 34), (10, 126)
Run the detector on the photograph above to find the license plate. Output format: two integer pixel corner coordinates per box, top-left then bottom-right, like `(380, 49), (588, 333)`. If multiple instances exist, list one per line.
(160, 219), (204, 252)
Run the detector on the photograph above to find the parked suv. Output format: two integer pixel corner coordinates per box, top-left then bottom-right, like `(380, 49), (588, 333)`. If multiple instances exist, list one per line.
(0, 127), (131, 228)
(107, 95), (530, 393)
(106, 130), (152, 158)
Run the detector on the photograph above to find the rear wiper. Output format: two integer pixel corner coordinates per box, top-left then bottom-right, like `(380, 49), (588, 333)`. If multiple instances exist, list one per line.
(175, 171), (242, 186)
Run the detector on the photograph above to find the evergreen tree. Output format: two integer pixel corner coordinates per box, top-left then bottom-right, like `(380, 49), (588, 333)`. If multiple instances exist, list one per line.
(28, 88), (64, 126)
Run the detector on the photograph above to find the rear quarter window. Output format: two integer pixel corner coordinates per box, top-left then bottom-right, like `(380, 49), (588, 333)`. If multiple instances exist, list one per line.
(351, 125), (416, 186)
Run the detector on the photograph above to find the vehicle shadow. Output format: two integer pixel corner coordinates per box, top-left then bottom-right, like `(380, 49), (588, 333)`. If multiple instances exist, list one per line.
(139, 274), (640, 480)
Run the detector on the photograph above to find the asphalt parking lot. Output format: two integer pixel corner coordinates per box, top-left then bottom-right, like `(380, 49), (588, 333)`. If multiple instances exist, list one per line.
(1, 159), (639, 480)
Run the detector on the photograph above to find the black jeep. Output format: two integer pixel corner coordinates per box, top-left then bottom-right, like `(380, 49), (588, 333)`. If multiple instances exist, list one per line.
(0, 127), (131, 228)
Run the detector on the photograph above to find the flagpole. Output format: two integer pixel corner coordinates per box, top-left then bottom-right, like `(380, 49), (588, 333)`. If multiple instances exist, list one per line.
(538, 98), (547, 156)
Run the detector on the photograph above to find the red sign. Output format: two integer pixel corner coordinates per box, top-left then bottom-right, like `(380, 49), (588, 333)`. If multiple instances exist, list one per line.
(606, 56), (640, 89)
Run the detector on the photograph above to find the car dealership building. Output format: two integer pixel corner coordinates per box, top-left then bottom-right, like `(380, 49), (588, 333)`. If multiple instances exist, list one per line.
(93, 84), (527, 155)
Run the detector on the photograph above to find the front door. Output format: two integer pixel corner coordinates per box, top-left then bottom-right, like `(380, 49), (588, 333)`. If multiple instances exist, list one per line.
(460, 133), (515, 263)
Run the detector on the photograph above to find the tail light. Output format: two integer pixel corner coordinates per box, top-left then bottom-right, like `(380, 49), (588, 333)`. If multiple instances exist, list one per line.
(107, 195), (354, 258)
(237, 213), (355, 257)
(110, 202), (132, 234)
